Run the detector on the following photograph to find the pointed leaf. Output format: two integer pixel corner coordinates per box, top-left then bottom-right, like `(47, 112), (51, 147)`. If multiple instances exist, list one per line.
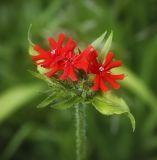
(51, 96), (82, 110)
(91, 31), (107, 49)
(99, 31), (113, 62)
(92, 92), (135, 131)
(29, 71), (65, 90)
(127, 113), (135, 132)
(28, 24), (34, 46)
(29, 70), (49, 81)
(28, 24), (38, 56)
(29, 45), (38, 56)
(37, 93), (59, 108)
(37, 66), (50, 74)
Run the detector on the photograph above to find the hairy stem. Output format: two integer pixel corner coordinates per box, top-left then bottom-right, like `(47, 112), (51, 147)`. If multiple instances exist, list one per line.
(75, 104), (86, 160)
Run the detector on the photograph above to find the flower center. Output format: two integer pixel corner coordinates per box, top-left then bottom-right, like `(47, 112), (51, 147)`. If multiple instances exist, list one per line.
(51, 49), (56, 55)
(90, 47), (94, 52)
(99, 66), (104, 72)
(64, 58), (74, 64)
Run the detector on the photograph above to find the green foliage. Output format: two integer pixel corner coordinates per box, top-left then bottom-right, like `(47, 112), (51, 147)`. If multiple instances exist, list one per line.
(37, 66), (51, 74)
(92, 31), (113, 62)
(51, 96), (81, 110)
(91, 31), (107, 49)
(27, 24), (34, 47)
(101, 31), (113, 61)
(29, 45), (38, 56)
(92, 92), (135, 131)
(37, 88), (82, 110)
(30, 71), (83, 110)
(37, 93), (58, 108)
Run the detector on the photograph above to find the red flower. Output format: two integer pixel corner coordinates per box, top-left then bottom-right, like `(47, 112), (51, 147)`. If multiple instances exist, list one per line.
(32, 33), (88, 81)
(57, 51), (88, 81)
(81, 45), (98, 71)
(32, 33), (66, 68)
(89, 51), (125, 92)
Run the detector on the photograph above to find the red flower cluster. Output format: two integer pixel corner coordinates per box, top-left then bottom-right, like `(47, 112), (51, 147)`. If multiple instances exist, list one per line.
(32, 33), (124, 92)
(32, 33), (87, 81)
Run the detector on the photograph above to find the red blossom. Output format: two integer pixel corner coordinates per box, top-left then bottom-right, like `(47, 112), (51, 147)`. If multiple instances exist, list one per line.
(32, 33), (88, 81)
(32, 33), (124, 92)
(32, 33), (65, 68)
(88, 51), (125, 92)
(58, 51), (88, 81)
(81, 45), (98, 71)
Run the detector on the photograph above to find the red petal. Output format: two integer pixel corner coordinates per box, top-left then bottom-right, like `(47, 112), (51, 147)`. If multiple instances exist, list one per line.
(92, 75), (100, 91)
(100, 77), (109, 92)
(89, 59), (99, 74)
(69, 65), (77, 81)
(60, 64), (77, 81)
(106, 60), (122, 70)
(59, 65), (69, 80)
(34, 45), (45, 52)
(75, 61), (88, 72)
(74, 55), (89, 72)
(82, 45), (98, 62)
(45, 69), (58, 78)
(48, 38), (57, 48)
(103, 52), (114, 68)
(53, 55), (65, 64)
(105, 76), (121, 89)
(32, 45), (50, 61)
(58, 33), (66, 46)
(64, 36), (77, 51)
(45, 64), (62, 77)
(109, 74), (125, 80)
(48, 33), (65, 49)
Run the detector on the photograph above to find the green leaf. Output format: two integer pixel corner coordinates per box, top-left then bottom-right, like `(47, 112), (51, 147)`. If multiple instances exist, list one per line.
(37, 93), (59, 108)
(91, 31), (107, 49)
(51, 96), (82, 110)
(37, 87), (81, 110)
(37, 66), (51, 74)
(29, 45), (38, 56)
(27, 25), (50, 76)
(29, 70), (51, 83)
(28, 24), (38, 56)
(29, 70), (46, 80)
(99, 31), (113, 62)
(27, 24), (34, 46)
(29, 71), (65, 90)
(92, 92), (135, 131)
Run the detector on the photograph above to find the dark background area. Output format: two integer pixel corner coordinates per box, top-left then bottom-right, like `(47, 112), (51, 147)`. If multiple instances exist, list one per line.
(0, 0), (157, 160)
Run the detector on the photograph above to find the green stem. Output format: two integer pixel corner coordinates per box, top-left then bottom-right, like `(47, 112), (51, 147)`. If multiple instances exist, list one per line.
(75, 104), (86, 160)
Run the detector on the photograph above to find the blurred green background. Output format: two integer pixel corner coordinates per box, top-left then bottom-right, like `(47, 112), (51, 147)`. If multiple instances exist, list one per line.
(0, 0), (157, 160)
